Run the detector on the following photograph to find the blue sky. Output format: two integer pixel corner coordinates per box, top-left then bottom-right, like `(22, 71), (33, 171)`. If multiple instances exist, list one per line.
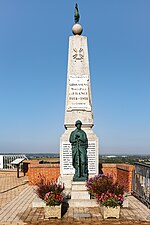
(0, 1), (150, 154)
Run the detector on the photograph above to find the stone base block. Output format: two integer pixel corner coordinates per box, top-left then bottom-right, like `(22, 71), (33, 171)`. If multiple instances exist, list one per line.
(123, 197), (128, 208)
(72, 181), (88, 191)
(32, 197), (46, 208)
(60, 175), (73, 197)
(63, 189), (71, 198)
(68, 199), (99, 207)
(71, 191), (90, 199)
(71, 181), (90, 200)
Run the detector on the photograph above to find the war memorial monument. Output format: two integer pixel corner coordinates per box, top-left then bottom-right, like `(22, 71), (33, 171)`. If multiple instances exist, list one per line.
(60, 4), (99, 206)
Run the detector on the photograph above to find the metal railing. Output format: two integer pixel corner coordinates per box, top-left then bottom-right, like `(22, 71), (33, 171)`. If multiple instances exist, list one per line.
(132, 162), (150, 208)
(0, 154), (28, 170)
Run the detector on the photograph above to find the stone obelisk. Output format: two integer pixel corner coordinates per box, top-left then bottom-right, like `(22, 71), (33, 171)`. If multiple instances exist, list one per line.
(60, 5), (99, 194)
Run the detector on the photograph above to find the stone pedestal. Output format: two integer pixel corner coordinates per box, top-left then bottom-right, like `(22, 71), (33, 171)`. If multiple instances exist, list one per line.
(68, 181), (99, 207)
(60, 33), (99, 194)
(60, 127), (99, 193)
(71, 181), (90, 200)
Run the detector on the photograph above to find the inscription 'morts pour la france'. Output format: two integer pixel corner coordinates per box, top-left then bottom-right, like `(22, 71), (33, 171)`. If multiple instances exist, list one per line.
(67, 75), (91, 111)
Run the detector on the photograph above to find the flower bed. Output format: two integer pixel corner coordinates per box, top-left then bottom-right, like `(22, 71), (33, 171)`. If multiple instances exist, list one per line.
(34, 174), (64, 218)
(86, 174), (126, 218)
(34, 174), (64, 206)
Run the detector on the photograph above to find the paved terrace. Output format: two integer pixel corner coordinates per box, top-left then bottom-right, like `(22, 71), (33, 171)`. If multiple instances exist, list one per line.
(0, 172), (150, 225)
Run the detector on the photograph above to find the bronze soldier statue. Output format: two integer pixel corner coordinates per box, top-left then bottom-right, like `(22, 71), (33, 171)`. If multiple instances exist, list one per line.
(69, 120), (88, 181)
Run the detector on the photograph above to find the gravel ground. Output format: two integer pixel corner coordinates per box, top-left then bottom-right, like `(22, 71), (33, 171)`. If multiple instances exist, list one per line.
(26, 219), (150, 225)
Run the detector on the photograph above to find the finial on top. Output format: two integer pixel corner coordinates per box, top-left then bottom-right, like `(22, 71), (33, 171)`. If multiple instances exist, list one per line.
(74, 3), (80, 23)
(72, 3), (83, 35)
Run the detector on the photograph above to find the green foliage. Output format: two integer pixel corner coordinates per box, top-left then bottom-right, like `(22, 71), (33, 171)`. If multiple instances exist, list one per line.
(99, 192), (124, 207)
(44, 192), (64, 206)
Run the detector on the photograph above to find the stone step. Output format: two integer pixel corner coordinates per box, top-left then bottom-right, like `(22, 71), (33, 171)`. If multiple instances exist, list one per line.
(71, 181), (88, 192)
(68, 199), (99, 207)
(71, 190), (90, 200)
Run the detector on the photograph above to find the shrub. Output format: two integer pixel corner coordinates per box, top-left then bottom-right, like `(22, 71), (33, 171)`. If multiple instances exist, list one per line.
(86, 174), (125, 207)
(86, 174), (125, 198)
(98, 191), (124, 208)
(34, 174), (64, 201)
(44, 191), (64, 206)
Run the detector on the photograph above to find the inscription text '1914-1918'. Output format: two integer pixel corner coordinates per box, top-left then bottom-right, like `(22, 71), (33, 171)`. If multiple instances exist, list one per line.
(67, 75), (91, 111)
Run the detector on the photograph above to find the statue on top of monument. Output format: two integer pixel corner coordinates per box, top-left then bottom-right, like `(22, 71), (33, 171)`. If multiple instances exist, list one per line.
(72, 3), (83, 35)
(69, 120), (88, 181)
(74, 3), (80, 23)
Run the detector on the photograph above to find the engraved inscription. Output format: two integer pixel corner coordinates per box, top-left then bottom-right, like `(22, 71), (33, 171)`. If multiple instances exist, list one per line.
(62, 141), (96, 174)
(67, 75), (91, 111)
(62, 142), (74, 174)
(87, 142), (96, 174)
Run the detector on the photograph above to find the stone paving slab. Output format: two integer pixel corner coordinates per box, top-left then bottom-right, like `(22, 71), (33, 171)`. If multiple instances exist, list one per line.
(0, 222), (26, 225)
(0, 173), (28, 209)
(0, 186), (36, 222)
(0, 190), (150, 224)
(0, 173), (150, 224)
(24, 220), (150, 225)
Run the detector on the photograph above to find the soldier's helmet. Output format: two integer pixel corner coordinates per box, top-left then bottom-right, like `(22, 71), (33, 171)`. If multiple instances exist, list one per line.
(75, 120), (82, 126)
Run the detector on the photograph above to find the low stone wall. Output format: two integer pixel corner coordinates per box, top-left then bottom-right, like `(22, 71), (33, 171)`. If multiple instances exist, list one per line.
(102, 163), (134, 193)
(27, 163), (60, 185)
(25, 160), (134, 192)
(101, 163), (117, 182)
(116, 164), (134, 193)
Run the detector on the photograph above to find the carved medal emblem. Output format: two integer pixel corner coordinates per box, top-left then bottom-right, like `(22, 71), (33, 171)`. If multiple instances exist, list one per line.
(73, 48), (84, 62)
